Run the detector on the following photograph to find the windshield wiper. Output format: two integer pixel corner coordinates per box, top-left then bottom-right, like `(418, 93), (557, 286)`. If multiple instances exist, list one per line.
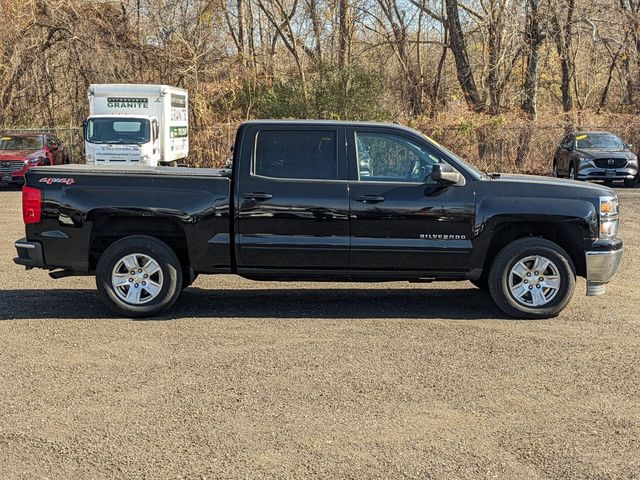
(484, 171), (501, 179)
(106, 140), (146, 145)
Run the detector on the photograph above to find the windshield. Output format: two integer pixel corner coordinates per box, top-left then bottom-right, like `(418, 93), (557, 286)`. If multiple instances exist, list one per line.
(575, 133), (624, 150)
(86, 118), (150, 144)
(0, 136), (43, 150)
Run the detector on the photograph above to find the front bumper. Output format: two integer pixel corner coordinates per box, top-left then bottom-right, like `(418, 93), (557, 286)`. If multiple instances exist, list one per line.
(576, 165), (637, 181)
(13, 238), (45, 269)
(1, 170), (27, 183)
(585, 241), (623, 295)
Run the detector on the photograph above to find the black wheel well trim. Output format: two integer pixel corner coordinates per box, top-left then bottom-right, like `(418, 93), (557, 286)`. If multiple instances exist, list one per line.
(88, 216), (190, 271)
(474, 222), (588, 279)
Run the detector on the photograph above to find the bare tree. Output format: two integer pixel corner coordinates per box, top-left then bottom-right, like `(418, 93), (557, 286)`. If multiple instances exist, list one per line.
(444, 0), (484, 112)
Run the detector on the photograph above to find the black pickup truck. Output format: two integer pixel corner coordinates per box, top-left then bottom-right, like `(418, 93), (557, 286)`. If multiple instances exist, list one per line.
(14, 121), (623, 319)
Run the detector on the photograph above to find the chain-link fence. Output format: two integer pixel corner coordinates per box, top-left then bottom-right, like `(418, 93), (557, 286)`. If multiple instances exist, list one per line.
(429, 124), (640, 176)
(0, 127), (84, 164)
(4, 121), (640, 174)
(189, 121), (640, 174)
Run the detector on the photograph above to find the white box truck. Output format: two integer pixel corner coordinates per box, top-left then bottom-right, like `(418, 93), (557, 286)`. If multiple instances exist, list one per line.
(84, 84), (188, 167)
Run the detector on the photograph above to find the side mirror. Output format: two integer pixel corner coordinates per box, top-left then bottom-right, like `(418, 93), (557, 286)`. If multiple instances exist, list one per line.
(50, 143), (58, 151)
(625, 143), (633, 149)
(431, 163), (461, 185)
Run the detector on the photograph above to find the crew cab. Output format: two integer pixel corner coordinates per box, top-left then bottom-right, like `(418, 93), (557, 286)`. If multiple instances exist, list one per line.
(0, 133), (68, 185)
(14, 121), (623, 319)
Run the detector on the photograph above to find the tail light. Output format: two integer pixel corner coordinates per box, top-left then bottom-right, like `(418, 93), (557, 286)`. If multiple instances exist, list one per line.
(22, 186), (42, 224)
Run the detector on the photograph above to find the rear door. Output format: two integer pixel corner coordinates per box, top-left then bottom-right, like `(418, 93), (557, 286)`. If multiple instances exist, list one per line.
(347, 127), (475, 273)
(235, 125), (350, 269)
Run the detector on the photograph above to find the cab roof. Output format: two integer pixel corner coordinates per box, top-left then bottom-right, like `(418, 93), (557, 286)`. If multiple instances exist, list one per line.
(239, 119), (425, 137)
(571, 131), (619, 136)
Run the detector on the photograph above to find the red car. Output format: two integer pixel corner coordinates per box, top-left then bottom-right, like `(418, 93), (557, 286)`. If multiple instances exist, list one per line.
(0, 133), (69, 186)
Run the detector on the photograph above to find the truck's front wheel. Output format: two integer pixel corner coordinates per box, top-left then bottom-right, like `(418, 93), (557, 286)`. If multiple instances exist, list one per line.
(488, 238), (576, 319)
(96, 235), (183, 318)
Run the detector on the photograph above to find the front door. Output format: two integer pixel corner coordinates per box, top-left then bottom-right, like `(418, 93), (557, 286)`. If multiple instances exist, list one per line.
(348, 128), (475, 273)
(236, 126), (350, 269)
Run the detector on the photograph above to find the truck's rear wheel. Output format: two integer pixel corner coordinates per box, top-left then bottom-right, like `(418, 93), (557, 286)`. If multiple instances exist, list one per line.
(488, 238), (575, 319)
(96, 235), (182, 318)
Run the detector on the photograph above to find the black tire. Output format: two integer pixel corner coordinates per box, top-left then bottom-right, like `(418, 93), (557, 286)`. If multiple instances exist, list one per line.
(568, 163), (577, 180)
(96, 235), (182, 318)
(552, 161), (560, 178)
(469, 277), (489, 291)
(488, 237), (576, 319)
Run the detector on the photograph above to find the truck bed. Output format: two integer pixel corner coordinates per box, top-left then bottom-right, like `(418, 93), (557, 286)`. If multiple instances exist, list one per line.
(19, 164), (233, 274)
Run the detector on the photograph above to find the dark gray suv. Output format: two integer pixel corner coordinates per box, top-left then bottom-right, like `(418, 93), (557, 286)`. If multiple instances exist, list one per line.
(552, 131), (638, 187)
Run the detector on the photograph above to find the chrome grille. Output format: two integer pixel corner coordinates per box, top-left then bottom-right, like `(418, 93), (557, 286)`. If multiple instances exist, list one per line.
(0, 160), (25, 173)
(594, 158), (627, 169)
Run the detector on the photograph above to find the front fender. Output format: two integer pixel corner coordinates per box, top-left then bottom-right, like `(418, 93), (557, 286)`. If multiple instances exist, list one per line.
(470, 196), (598, 273)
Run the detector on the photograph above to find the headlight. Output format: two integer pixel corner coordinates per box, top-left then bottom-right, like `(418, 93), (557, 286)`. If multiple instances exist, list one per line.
(28, 156), (45, 165)
(600, 196), (618, 215)
(141, 155), (151, 165)
(579, 157), (593, 166)
(599, 195), (619, 238)
(600, 220), (618, 237)
(85, 154), (95, 164)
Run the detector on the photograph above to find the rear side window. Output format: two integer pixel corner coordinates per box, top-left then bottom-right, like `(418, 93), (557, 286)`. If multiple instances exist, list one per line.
(254, 130), (338, 180)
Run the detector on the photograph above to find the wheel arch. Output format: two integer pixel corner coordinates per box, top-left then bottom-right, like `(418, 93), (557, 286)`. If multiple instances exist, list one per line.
(477, 221), (586, 279)
(89, 215), (190, 271)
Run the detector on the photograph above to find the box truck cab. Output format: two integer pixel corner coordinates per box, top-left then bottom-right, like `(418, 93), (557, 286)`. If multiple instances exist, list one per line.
(84, 84), (188, 167)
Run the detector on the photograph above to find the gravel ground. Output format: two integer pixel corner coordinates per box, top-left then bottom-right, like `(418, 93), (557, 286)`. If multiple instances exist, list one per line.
(0, 186), (639, 479)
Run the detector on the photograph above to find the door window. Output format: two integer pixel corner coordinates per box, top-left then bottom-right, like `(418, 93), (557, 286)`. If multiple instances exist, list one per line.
(355, 132), (444, 183)
(254, 130), (338, 180)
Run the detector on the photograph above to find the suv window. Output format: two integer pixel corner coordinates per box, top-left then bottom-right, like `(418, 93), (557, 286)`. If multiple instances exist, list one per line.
(355, 131), (444, 183)
(562, 135), (574, 149)
(254, 130), (338, 180)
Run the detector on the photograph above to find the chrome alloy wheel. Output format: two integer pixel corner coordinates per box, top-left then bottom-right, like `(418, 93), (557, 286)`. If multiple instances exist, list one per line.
(111, 253), (164, 305)
(508, 255), (561, 307)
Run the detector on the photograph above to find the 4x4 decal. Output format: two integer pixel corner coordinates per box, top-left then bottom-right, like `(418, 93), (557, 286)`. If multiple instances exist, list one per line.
(39, 177), (75, 185)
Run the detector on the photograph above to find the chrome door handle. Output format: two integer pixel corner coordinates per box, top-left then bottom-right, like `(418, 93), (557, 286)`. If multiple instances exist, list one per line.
(355, 195), (385, 203)
(242, 192), (273, 200)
